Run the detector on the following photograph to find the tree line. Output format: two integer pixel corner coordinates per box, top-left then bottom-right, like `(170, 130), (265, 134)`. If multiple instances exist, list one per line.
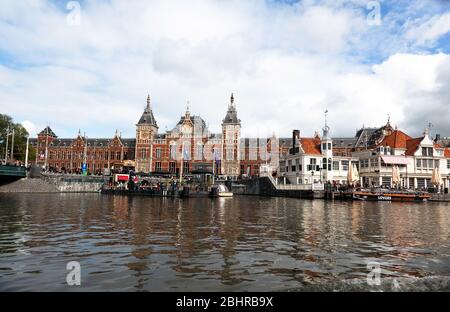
(0, 114), (36, 163)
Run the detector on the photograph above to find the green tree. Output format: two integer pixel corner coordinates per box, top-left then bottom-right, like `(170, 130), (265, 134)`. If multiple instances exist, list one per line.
(0, 114), (36, 163)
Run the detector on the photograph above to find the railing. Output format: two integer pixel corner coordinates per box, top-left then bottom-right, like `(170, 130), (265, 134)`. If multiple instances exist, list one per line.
(261, 174), (324, 191)
(0, 165), (26, 177)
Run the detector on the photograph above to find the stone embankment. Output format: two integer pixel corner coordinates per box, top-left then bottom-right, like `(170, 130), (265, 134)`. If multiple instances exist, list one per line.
(0, 174), (108, 193)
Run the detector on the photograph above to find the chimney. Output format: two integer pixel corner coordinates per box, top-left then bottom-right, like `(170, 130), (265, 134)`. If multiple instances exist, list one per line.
(292, 130), (300, 154)
(435, 134), (441, 143)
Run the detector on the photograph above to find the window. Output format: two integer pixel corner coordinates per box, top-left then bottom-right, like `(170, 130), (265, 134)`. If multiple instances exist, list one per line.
(183, 162), (190, 174)
(323, 158), (327, 170)
(422, 147), (433, 157)
(226, 147), (234, 160)
(328, 143), (332, 150)
(170, 144), (177, 159)
(240, 164), (245, 174)
(322, 143), (327, 151)
(416, 158), (422, 168)
(328, 158), (332, 171)
(156, 148), (162, 159)
(169, 162), (176, 173)
(141, 148), (146, 160)
(372, 158), (379, 167)
(342, 160), (349, 171)
(382, 177), (391, 186)
(333, 161), (339, 171)
(196, 145), (203, 161)
(155, 162), (161, 171)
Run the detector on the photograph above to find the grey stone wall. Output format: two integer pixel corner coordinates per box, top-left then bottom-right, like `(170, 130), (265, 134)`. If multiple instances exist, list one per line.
(0, 174), (108, 193)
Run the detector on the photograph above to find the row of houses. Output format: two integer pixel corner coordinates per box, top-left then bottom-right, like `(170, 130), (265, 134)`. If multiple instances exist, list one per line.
(278, 118), (450, 190)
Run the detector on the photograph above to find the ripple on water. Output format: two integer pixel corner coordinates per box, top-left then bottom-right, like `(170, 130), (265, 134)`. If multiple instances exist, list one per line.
(0, 194), (449, 291)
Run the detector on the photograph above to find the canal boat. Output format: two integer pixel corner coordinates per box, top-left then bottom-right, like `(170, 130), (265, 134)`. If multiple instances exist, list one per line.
(353, 188), (431, 202)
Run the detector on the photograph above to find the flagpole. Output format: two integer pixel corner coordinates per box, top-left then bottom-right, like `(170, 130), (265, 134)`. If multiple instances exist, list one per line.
(179, 142), (183, 184)
(212, 149), (215, 185)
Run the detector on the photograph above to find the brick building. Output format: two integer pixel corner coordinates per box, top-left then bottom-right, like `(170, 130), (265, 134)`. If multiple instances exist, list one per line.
(31, 94), (289, 177)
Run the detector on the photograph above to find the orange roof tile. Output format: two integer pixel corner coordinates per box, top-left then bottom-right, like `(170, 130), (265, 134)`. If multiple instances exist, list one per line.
(405, 137), (423, 156)
(300, 137), (321, 155)
(445, 148), (450, 158)
(377, 130), (412, 149)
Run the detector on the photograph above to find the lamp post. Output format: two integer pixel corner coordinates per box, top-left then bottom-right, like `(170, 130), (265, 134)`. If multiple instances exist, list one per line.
(4, 129), (10, 165)
(10, 128), (15, 162)
(25, 135), (29, 168)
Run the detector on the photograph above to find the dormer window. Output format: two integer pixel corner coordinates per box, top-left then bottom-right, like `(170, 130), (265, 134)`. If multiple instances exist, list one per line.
(422, 147), (433, 157)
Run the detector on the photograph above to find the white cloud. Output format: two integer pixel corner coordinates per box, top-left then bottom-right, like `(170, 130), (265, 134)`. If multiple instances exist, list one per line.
(406, 12), (450, 47)
(20, 120), (37, 135)
(0, 0), (449, 140)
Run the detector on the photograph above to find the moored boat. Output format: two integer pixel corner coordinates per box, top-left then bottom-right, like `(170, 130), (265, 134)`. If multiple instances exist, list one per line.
(353, 188), (431, 202)
(217, 184), (233, 197)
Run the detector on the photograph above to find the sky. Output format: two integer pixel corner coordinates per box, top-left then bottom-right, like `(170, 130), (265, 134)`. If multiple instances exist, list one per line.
(0, 0), (450, 139)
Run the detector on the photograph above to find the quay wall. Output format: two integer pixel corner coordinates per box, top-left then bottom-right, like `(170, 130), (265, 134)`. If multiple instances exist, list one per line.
(0, 174), (108, 193)
(430, 194), (450, 202)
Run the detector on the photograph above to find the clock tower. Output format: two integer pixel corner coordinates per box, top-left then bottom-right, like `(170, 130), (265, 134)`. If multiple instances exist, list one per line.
(221, 93), (241, 177)
(135, 95), (158, 173)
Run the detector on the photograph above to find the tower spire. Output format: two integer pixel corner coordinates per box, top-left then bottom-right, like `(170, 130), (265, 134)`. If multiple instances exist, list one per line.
(146, 94), (151, 109)
(230, 93), (234, 107)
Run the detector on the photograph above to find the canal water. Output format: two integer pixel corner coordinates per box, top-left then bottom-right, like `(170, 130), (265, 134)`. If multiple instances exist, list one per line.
(0, 194), (449, 291)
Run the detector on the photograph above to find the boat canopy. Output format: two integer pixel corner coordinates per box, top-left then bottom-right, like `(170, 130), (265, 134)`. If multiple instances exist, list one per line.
(218, 184), (229, 192)
(381, 155), (409, 165)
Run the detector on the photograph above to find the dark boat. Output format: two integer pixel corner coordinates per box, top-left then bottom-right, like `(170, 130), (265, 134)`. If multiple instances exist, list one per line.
(353, 188), (431, 202)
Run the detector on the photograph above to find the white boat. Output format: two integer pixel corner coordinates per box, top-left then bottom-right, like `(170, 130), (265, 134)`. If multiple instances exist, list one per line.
(217, 184), (233, 197)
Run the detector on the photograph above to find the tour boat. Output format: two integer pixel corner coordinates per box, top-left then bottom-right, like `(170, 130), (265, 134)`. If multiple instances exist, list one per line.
(353, 188), (431, 202)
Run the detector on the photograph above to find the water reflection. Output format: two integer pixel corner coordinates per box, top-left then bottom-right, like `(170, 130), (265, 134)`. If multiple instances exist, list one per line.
(0, 194), (449, 291)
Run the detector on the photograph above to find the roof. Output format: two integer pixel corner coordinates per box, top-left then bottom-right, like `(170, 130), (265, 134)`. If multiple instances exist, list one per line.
(38, 126), (57, 137)
(222, 106), (240, 125)
(445, 148), (450, 158)
(377, 130), (412, 149)
(137, 96), (158, 127)
(405, 137), (423, 156)
(30, 137), (136, 148)
(222, 93), (240, 125)
(300, 137), (321, 155)
(333, 138), (356, 148)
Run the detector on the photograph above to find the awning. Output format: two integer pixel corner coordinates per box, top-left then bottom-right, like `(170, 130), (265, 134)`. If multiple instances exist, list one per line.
(381, 156), (409, 165)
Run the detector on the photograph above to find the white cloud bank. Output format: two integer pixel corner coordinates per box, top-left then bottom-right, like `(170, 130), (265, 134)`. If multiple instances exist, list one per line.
(0, 0), (449, 139)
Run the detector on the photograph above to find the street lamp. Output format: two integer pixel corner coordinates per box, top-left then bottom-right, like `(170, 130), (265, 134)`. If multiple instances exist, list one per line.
(3, 128), (14, 165)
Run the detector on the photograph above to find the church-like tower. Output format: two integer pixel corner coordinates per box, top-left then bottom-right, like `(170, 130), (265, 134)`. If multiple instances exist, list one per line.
(135, 95), (158, 173)
(221, 93), (241, 177)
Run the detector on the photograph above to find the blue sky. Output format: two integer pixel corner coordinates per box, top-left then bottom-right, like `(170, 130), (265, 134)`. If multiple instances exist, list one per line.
(1, 0), (450, 139)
